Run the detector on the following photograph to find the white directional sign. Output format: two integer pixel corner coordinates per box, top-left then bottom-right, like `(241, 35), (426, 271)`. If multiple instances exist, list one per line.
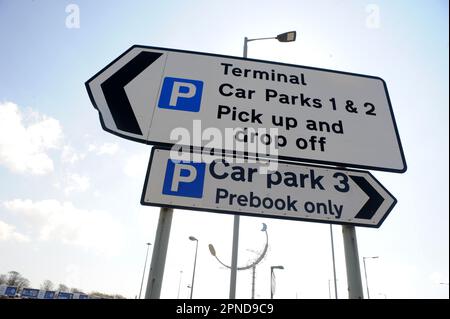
(87, 45), (406, 173)
(141, 148), (397, 228)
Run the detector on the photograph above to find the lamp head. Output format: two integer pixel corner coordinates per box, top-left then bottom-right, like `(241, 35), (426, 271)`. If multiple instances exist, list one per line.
(189, 236), (198, 241)
(271, 265), (284, 270)
(208, 244), (216, 257)
(276, 31), (296, 42)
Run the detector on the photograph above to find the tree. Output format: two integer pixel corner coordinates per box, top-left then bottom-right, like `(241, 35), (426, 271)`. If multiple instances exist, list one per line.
(5, 271), (30, 290)
(89, 291), (125, 299)
(40, 280), (54, 291)
(57, 284), (69, 292)
(0, 274), (6, 285)
(70, 287), (84, 293)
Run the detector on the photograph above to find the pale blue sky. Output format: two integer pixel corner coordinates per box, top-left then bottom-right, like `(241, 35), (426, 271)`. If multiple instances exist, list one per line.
(0, 0), (448, 298)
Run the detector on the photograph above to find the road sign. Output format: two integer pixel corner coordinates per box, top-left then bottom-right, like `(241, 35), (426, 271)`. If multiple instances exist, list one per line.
(0, 285), (17, 297)
(86, 45), (406, 173)
(141, 148), (397, 228)
(57, 292), (73, 299)
(21, 288), (39, 299)
(37, 290), (56, 299)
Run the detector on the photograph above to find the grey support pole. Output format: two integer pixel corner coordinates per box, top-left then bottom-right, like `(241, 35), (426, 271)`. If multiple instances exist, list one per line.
(229, 215), (239, 299)
(228, 36), (250, 300)
(330, 224), (338, 299)
(145, 207), (174, 299)
(342, 225), (364, 299)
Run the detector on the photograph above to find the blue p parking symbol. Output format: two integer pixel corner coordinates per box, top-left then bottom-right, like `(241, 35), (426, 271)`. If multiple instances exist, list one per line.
(162, 159), (205, 198)
(158, 77), (204, 112)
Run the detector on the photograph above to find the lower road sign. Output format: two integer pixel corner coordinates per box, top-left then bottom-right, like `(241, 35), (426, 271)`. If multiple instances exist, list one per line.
(141, 147), (397, 228)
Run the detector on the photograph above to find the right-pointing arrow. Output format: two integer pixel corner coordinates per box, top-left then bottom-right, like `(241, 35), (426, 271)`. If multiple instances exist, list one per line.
(350, 175), (385, 220)
(100, 51), (163, 135)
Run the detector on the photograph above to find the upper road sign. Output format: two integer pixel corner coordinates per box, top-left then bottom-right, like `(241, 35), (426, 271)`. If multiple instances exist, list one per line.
(86, 45), (406, 173)
(141, 147), (397, 228)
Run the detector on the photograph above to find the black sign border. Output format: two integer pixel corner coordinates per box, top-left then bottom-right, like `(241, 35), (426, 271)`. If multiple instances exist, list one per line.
(86, 45), (407, 173)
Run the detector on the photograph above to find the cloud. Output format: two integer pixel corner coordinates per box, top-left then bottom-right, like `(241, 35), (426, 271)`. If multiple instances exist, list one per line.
(0, 101), (63, 175)
(88, 142), (119, 155)
(0, 219), (29, 242)
(61, 145), (86, 164)
(64, 173), (90, 194)
(3, 199), (124, 255)
(123, 153), (148, 178)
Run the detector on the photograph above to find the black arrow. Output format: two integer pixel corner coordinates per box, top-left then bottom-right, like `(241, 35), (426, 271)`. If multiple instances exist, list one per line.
(100, 51), (163, 135)
(350, 175), (384, 220)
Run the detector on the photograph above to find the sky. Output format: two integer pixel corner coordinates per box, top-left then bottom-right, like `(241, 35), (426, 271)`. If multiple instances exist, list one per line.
(0, 0), (448, 299)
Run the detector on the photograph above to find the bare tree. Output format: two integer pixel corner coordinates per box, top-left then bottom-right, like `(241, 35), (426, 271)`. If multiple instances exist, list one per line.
(40, 279), (54, 291)
(57, 283), (69, 292)
(0, 274), (6, 285)
(70, 287), (84, 293)
(5, 271), (30, 290)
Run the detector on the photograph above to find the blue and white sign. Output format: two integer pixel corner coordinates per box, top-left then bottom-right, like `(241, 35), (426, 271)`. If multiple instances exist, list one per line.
(37, 290), (56, 299)
(162, 159), (206, 198)
(0, 285), (17, 297)
(21, 288), (39, 298)
(86, 46), (406, 173)
(57, 292), (73, 299)
(158, 77), (203, 112)
(142, 148), (397, 228)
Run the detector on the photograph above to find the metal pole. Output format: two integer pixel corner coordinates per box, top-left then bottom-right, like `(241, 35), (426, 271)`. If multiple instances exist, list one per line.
(177, 271), (183, 299)
(342, 225), (364, 299)
(328, 279), (331, 299)
(229, 215), (239, 299)
(190, 240), (198, 299)
(138, 243), (151, 299)
(228, 37), (249, 299)
(270, 267), (274, 299)
(363, 258), (370, 299)
(251, 266), (256, 299)
(330, 224), (338, 299)
(145, 207), (173, 299)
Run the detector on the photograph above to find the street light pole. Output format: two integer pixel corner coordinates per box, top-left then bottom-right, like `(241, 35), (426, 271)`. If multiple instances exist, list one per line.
(138, 242), (151, 299)
(270, 265), (284, 299)
(363, 256), (379, 299)
(229, 31), (296, 300)
(177, 270), (183, 299)
(189, 236), (199, 299)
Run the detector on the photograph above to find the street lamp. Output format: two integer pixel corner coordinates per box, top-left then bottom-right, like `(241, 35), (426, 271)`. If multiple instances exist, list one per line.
(189, 236), (199, 299)
(228, 31), (296, 300)
(270, 265), (284, 299)
(211, 223), (269, 298)
(243, 31), (297, 58)
(138, 242), (152, 299)
(362, 256), (379, 299)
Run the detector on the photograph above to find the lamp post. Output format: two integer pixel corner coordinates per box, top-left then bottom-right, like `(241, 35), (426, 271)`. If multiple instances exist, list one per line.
(189, 236), (199, 299)
(138, 242), (151, 299)
(177, 270), (183, 299)
(211, 223), (269, 299)
(228, 31), (296, 300)
(362, 256), (378, 299)
(270, 266), (284, 299)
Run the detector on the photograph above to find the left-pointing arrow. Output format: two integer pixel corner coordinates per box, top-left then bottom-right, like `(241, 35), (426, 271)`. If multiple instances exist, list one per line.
(350, 175), (384, 220)
(100, 51), (163, 135)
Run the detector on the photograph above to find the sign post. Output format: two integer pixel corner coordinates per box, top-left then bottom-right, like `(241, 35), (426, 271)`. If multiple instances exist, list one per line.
(145, 207), (173, 299)
(87, 44), (405, 299)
